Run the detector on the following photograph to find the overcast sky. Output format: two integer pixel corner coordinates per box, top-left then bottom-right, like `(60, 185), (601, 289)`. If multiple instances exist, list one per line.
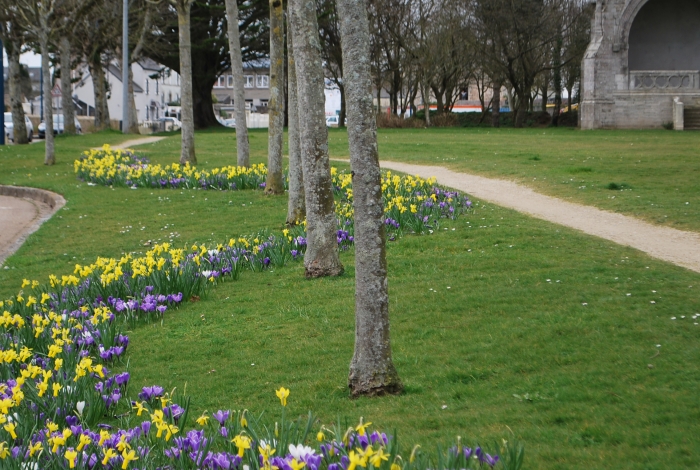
(2, 50), (43, 68)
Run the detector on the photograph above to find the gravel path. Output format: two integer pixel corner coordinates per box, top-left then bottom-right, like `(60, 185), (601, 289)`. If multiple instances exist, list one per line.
(95, 136), (167, 150)
(376, 160), (700, 274)
(1, 137), (163, 266)
(0, 187), (65, 267)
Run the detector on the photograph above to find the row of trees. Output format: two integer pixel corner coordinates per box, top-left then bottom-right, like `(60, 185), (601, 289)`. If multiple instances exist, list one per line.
(1, 0), (402, 396)
(328, 0), (593, 128)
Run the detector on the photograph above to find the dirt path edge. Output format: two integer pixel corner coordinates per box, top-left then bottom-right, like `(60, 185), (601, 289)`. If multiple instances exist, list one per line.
(0, 185), (66, 266)
(376, 160), (700, 274)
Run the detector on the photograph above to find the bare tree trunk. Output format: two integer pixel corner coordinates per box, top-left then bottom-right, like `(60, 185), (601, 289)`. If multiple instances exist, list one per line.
(421, 82), (430, 127)
(286, 13), (305, 225)
(491, 81), (501, 128)
(266, 0), (285, 195)
(89, 58), (110, 131)
(551, 29), (562, 127)
(176, 1), (196, 164)
(40, 35), (55, 165)
(59, 37), (76, 135)
(8, 44), (29, 144)
(337, 0), (403, 397)
(338, 83), (346, 128)
(127, 66), (139, 133)
(540, 85), (548, 113)
(289, 0), (343, 278)
(224, 0), (250, 167)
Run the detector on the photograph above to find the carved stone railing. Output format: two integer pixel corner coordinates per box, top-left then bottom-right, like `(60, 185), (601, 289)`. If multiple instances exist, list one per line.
(630, 71), (700, 91)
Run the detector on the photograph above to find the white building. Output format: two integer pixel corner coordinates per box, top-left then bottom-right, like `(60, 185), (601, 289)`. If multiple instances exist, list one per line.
(72, 58), (181, 124)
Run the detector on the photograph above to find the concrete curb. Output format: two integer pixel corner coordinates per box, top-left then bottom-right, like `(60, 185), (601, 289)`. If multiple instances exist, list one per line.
(0, 185), (66, 266)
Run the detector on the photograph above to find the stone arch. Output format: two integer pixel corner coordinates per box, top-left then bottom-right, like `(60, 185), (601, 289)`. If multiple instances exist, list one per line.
(618, 0), (700, 70)
(613, 0), (652, 52)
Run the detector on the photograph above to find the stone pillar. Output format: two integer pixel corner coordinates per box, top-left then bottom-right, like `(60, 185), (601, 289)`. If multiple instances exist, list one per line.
(673, 97), (684, 130)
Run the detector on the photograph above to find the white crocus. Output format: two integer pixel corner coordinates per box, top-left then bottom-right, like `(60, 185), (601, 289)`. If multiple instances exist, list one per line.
(289, 443), (316, 460)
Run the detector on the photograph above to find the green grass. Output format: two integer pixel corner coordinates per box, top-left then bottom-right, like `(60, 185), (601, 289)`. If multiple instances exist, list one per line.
(1, 129), (699, 469)
(324, 127), (700, 232)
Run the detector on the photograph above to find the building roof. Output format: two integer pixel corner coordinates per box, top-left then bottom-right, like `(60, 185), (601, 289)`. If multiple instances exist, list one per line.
(107, 64), (144, 93)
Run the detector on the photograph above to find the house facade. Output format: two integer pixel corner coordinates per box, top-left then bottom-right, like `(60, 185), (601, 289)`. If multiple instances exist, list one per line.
(72, 58), (181, 124)
(212, 65), (271, 115)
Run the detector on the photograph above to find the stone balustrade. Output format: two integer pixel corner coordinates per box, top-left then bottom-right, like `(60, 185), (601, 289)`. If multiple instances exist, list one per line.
(630, 70), (700, 91)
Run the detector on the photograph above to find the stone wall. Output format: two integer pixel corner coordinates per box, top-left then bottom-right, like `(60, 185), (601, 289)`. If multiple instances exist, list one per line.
(580, 0), (700, 129)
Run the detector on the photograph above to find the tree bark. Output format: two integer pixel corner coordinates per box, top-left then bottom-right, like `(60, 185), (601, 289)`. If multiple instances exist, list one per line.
(286, 12), (305, 225)
(266, 0), (285, 195)
(89, 58), (110, 131)
(421, 82), (430, 127)
(337, 0), (403, 398)
(289, 0), (343, 278)
(491, 81), (501, 128)
(126, 65), (140, 133)
(176, 1), (197, 165)
(551, 28), (563, 127)
(40, 34), (55, 165)
(8, 44), (29, 144)
(224, 0), (251, 167)
(59, 37), (76, 135)
(338, 83), (346, 128)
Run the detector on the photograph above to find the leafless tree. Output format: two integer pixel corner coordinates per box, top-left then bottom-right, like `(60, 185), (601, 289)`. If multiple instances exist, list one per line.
(265, 0), (285, 195)
(224, 0), (251, 167)
(286, 12), (305, 224)
(0, 8), (29, 144)
(289, 0), (343, 278)
(169, 0), (196, 164)
(14, 0), (60, 164)
(337, 0), (403, 397)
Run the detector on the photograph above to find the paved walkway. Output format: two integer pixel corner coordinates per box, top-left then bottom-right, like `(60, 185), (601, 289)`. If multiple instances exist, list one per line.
(0, 196), (40, 265)
(376, 160), (700, 274)
(96, 136), (166, 150)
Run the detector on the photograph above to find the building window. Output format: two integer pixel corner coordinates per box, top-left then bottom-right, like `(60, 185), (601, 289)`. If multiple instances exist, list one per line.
(227, 75), (234, 88)
(259, 99), (268, 108)
(156, 80), (159, 95)
(215, 76), (226, 88)
(256, 74), (269, 88)
(145, 79), (149, 95)
(244, 75), (254, 88)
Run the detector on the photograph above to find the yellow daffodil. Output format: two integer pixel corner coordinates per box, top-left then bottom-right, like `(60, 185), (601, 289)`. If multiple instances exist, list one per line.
(290, 459), (306, 470)
(3, 422), (16, 439)
(0, 442), (9, 459)
(232, 434), (252, 457)
(196, 413), (210, 426)
(275, 387), (290, 407)
(65, 448), (78, 468)
(122, 448), (139, 469)
(347, 450), (367, 470)
(355, 418), (372, 436)
(370, 448), (390, 467)
(28, 441), (43, 457)
(102, 448), (117, 465)
(132, 401), (147, 416)
(77, 434), (92, 451)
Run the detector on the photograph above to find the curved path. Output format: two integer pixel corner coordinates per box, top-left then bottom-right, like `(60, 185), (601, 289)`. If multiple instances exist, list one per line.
(376, 160), (700, 274)
(1, 137), (162, 266)
(0, 187), (66, 266)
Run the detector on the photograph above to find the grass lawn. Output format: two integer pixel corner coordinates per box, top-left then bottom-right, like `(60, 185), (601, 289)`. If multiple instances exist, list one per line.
(329, 127), (700, 232)
(1, 128), (699, 469)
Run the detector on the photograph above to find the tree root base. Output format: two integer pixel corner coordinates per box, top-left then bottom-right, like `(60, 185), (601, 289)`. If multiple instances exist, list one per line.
(305, 264), (344, 278)
(349, 380), (404, 398)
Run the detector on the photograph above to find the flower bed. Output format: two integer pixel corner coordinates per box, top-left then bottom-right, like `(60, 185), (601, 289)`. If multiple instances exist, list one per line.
(0, 147), (522, 467)
(74, 146), (473, 240)
(75, 145), (268, 190)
